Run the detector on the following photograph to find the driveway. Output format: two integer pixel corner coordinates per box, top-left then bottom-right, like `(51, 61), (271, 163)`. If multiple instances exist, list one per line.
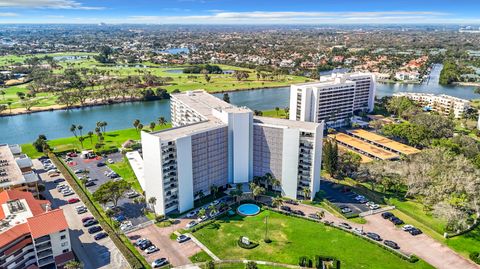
(66, 152), (149, 226)
(34, 159), (130, 269)
(126, 224), (201, 267)
(320, 180), (372, 214)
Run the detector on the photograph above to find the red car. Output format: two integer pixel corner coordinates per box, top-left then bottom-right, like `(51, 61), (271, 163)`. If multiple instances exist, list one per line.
(67, 152), (78, 157)
(68, 198), (80, 204)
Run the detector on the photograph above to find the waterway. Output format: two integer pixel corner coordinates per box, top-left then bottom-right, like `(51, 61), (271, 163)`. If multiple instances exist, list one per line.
(0, 64), (476, 145)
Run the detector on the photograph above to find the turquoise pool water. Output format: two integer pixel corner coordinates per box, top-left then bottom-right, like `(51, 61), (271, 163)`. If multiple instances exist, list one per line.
(237, 204), (261, 216)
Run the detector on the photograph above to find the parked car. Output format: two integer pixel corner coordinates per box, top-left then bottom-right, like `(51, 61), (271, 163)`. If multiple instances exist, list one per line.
(53, 178), (65, 183)
(186, 221), (197, 229)
(96, 162), (106, 167)
(384, 240), (400, 249)
(285, 199), (299, 205)
(390, 217), (404, 225)
(56, 184), (67, 191)
(366, 232), (382, 241)
(85, 181), (95, 187)
(280, 205), (291, 212)
(409, 228), (423, 236)
(139, 241), (153, 250)
(292, 210), (305, 216)
(88, 226), (102, 234)
(49, 172), (60, 177)
(145, 245), (159, 254)
(186, 211), (197, 218)
(176, 234), (190, 243)
(63, 190), (74, 197)
(353, 227), (365, 235)
(112, 215), (126, 222)
(308, 213), (321, 220)
(340, 207), (352, 213)
(368, 204), (380, 210)
(68, 198), (80, 204)
(76, 206), (87, 214)
(354, 195), (365, 201)
(83, 219), (98, 227)
(67, 152), (77, 157)
(338, 222), (352, 229)
(381, 212), (394, 219)
(135, 238), (148, 246)
(82, 216), (94, 223)
(126, 191), (139, 198)
(402, 225), (414, 231)
(151, 258), (169, 268)
(94, 232), (108, 240)
(107, 159), (114, 164)
(74, 169), (84, 174)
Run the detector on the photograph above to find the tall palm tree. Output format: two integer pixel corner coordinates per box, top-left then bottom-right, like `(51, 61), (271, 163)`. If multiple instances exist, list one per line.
(137, 123), (144, 132)
(70, 124), (77, 138)
(87, 131), (94, 145)
(252, 186), (265, 201)
(77, 125), (83, 137)
(302, 187), (311, 200)
(210, 184), (219, 198)
(149, 122), (156, 131)
(158, 116), (167, 126)
(133, 119), (140, 132)
(275, 107), (280, 116)
(271, 197), (283, 209)
(272, 178), (281, 192)
(249, 182), (257, 192)
(148, 197), (157, 215)
(208, 204), (217, 216)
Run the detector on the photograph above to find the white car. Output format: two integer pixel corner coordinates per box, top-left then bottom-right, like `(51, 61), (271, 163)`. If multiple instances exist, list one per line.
(369, 204), (380, 210)
(354, 195), (365, 201)
(107, 159), (114, 164)
(145, 245), (159, 254)
(402, 225), (415, 231)
(63, 190), (74, 197)
(197, 215), (207, 222)
(353, 227), (365, 235)
(186, 221), (197, 229)
(186, 211), (196, 218)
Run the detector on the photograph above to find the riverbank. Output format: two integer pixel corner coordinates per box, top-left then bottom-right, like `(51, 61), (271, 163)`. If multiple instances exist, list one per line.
(453, 82), (480, 87)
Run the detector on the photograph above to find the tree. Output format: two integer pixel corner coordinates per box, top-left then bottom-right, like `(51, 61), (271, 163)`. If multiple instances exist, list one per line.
(252, 185), (265, 200)
(158, 116), (167, 126)
(0, 104), (6, 114)
(33, 134), (50, 153)
(386, 96), (416, 117)
(93, 180), (130, 208)
(21, 98), (38, 111)
(245, 261), (257, 269)
(148, 197), (157, 215)
(302, 187), (311, 200)
(70, 124), (77, 138)
(87, 131), (94, 145)
(105, 208), (115, 224)
(0, 90), (5, 100)
(210, 184), (219, 198)
(275, 107), (280, 116)
(208, 203), (218, 216)
(338, 151), (362, 178)
(137, 123), (144, 132)
(233, 70), (249, 81)
(271, 197), (283, 209)
(223, 93), (230, 103)
(64, 260), (83, 269)
(198, 208), (206, 218)
(133, 119), (140, 132)
(149, 122), (156, 131)
(322, 139), (338, 176)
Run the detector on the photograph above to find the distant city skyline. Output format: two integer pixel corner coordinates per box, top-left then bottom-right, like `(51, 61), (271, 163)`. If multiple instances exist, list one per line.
(0, 0), (479, 24)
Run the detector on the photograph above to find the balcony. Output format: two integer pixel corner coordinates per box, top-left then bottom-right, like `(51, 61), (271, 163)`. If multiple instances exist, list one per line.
(36, 249), (53, 260)
(35, 242), (52, 252)
(37, 256), (55, 267)
(34, 235), (50, 245)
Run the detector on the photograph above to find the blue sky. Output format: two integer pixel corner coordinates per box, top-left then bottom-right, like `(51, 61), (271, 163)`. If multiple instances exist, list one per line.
(0, 0), (479, 24)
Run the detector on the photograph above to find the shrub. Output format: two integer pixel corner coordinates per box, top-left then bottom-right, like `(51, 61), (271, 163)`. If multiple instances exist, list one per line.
(299, 256), (309, 267)
(237, 236), (259, 249)
(470, 252), (480, 264)
(245, 261), (257, 269)
(205, 261), (215, 269)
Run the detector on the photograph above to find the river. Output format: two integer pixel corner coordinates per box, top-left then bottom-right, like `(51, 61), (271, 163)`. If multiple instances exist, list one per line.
(0, 64), (476, 145)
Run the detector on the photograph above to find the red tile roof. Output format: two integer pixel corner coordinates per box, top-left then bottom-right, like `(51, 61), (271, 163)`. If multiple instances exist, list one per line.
(27, 209), (69, 239)
(0, 190), (49, 220)
(0, 222), (30, 248)
(4, 236), (32, 255)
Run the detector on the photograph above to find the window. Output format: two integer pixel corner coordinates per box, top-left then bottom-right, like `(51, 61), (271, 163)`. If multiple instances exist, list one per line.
(62, 249), (69, 253)
(60, 235), (66, 240)
(61, 242), (68, 247)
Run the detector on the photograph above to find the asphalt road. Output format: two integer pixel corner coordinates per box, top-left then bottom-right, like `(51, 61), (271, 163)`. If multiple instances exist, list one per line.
(66, 152), (149, 226)
(35, 159), (130, 269)
(320, 180), (371, 214)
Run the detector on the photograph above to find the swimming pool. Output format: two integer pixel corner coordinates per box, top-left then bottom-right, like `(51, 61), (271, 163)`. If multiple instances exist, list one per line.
(237, 204), (261, 216)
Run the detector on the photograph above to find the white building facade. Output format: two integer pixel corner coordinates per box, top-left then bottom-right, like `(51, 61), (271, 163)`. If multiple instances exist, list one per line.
(142, 90), (323, 215)
(289, 72), (375, 128)
(393, 92), (470, 118)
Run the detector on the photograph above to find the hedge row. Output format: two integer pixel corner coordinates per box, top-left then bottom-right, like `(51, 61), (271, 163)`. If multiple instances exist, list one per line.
(49, 153), (149, 269)
(470, 252), (480, 264)
(299, 255), (340, 269)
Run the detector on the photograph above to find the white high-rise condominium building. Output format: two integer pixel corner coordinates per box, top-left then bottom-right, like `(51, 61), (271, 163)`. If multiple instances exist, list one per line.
(142, 90), (323, 215)
(289, 72), (375, 128)
(393, 92), (470, 119)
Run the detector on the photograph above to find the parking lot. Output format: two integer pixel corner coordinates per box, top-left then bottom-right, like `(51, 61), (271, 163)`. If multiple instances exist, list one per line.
(34, 159), (129, 269)
(320, 180), (374, 214)
(66, 152), (149, 227)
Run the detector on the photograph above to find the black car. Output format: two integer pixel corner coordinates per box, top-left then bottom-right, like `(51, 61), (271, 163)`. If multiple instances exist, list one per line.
(338, 222), (352, 229)
(409, 228), (423, 236)
(96, 162), (106, 167)
(83, 219), (99, 227)
(285, 199), (299, 205)
(88, 226), (102, 234)
(292, 210), (305, 216)
(384, 240), (400, 249)
(94, 232), (108, 240)
(85, 181), (96, 187)
(53, 178), (65, 183)
(366, 232), (382, 241)
(280, 206), (291, 212)
(139, 241), (153, 250)
(381, 212), (394, 219)
(390, 217), (404, 225)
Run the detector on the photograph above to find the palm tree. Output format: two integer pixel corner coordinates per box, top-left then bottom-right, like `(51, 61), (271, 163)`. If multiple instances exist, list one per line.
(149, 122), (156, 131)
(196, 190), (205, 202)
(87, 131), (94, 145)
(275, 106), (280, 116)
(272, 178), (281, 192)
(70, 124), (77, 138)
(158, 116), (167, 126)
(0, 90), (5, 100)
(77, 125), (83, 137)
(252, 185), (265, 201)
(133, 119), (140, 132)
(78, 137), (85, 148)
(208, 204), (217, 216)
(137, 123), (144, 132)
(198, 208), (206, 218)
(249, 182), (257, 192)
(302, 187), (311, 200)
(271, 197), (283, 209)
(64, 260), (83, 269)
(210, 184), (219, 198)
(148, 197), (157, 215)
(7, 101), (12, 114)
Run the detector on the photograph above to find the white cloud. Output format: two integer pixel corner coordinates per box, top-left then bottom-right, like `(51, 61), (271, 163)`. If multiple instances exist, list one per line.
(0, 12), (17, 17)
(0, 0), (104, 10)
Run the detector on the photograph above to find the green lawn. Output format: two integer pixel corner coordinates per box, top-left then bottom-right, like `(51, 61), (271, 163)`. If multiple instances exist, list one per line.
(108, 157), (142, 193)
(261, 109), (289, 119)
(189, 250), (214, 263)
(193, 210), (433, 269)
(21, 124), (172, 159)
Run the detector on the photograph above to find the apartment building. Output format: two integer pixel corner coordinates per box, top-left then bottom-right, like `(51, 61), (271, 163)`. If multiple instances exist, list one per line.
(289, 72), (375, 128)
(393, 92), (470, 118)
(0, 144), (39, 196)
(0, 190), (73, 269)
(142, 90), (323, 215)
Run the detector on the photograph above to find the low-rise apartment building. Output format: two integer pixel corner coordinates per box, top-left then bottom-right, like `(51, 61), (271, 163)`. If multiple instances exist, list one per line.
(393, 92), (470, 118)
(0, 190), (73, 269)
(0, 144), (39, 196)
(142, 90), (323, 215)
(289, 72), (375, 128)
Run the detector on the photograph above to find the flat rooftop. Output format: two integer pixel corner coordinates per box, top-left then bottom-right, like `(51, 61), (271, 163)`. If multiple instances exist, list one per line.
(171, 90), (252, 121)
(292, 72), (372, 87)
(253, 116), (320, 132)
(150, 121), (226, 141)
(347, 129), (421, 155)
(329, 133), (399, 160)
(0, 145), (22, 185)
